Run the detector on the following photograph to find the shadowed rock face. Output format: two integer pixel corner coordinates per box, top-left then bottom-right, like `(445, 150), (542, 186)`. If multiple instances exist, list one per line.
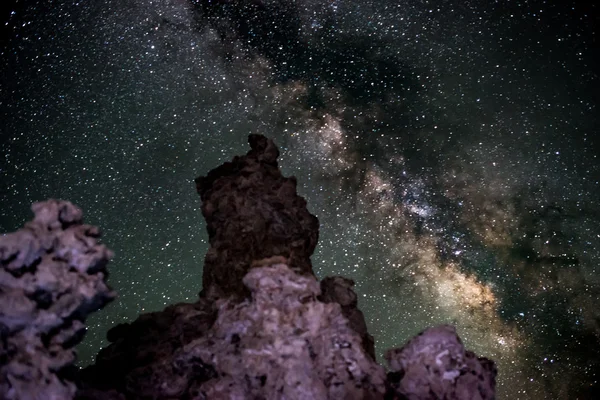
(196, 134), (319, 300)
(319, 276), (376, 361)
(0, 200), (116, 400)
(1, 135), (497, 400)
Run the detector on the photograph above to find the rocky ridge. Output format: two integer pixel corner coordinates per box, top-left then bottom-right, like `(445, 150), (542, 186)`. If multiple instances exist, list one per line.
(0, 135), (497, 400)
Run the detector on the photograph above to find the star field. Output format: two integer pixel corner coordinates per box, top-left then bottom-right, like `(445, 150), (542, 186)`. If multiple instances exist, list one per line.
(1, 0), (598, 398)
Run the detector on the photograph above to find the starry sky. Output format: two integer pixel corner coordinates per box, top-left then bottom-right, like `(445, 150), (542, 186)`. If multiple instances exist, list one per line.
(1, 0), (599, 398)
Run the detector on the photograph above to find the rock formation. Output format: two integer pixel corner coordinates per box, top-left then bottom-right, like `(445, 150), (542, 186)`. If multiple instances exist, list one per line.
(319, 276), (376, 360)
(195, 134), (319, 301)
(0, 135), (497, 400)
(385, 325), (497, 400)
(0, 200), (116, 400)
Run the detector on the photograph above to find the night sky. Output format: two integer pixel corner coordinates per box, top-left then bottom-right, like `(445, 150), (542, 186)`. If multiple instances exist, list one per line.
(1, 0), (599, 398)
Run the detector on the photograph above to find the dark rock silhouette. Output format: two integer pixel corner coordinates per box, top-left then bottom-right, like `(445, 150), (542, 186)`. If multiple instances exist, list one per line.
(0, 135), (497, 400)
(195, 133), (319, 300)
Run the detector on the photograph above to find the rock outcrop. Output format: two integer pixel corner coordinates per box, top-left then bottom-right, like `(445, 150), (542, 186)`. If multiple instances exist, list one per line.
(0, 200), (116, 400)
(385, 325), (497, 400)
(319, 276), (376, 361)
(0, 135), (497, 400)
(195, 134), (319, 300)
(100, 260), (386, 399)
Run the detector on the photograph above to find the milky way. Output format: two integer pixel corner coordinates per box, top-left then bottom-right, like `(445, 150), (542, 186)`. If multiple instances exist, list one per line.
(1, 0), (598, 398)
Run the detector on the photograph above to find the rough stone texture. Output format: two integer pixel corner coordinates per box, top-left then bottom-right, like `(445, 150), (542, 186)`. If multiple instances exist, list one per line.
(0, 200), (116, 400)
(87, 259), (387, 400)
(0, 136), (497, 400)
(195, 134), (320, 300)
(77, 136), (381, 399)
(187, 261), (386, 399)
(319, 276), (376, 361)
(384, 325), (497, 400)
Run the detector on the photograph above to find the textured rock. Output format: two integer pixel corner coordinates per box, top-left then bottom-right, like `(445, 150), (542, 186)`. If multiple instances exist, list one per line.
(0, 200), (116, 400)
(77, 136), (381, 399)
(384, 325), (497, 400)
(188, 261), (386, 399)
(195, 134), (320, 300)
(319, 276), (376, 361)
(1, 136), (497, 400)
(93, 259), (386, 400)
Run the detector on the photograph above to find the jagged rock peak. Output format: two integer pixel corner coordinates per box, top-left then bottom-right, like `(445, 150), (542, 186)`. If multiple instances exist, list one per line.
(0, 199), (115, 400)
(195, 134), (319, 300)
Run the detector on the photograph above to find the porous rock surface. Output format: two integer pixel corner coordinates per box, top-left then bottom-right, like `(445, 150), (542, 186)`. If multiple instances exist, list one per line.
(1, 135), (497, 400)
(194, 260), (384, 399)
(385, 325), (497, 400)
(0, 200), (116, 400)
(100, 259), (386, 400)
